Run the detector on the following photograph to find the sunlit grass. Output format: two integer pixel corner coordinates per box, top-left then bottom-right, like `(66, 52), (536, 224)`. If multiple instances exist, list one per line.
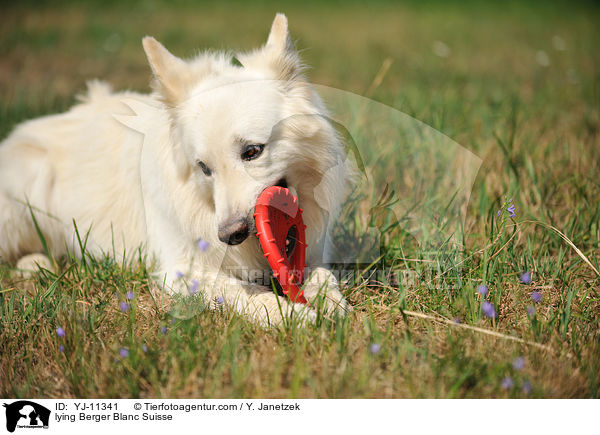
(1, 0), (599, 398)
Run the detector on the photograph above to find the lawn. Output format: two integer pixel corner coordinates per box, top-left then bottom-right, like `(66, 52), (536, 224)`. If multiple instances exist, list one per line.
(1, 0), (599, 398)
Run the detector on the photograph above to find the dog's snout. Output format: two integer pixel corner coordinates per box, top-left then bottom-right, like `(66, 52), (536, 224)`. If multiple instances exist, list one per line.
(218, 218), (249, 245)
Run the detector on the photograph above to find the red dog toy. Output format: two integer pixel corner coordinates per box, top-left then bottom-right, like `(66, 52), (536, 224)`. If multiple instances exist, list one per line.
(254, 186), (308, 304)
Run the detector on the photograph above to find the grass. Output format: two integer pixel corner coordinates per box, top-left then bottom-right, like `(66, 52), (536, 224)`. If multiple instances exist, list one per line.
(1, 0), (599, 398)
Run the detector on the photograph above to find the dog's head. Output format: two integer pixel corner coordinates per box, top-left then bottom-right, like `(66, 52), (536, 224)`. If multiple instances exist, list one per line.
(142, 14), (347, 259)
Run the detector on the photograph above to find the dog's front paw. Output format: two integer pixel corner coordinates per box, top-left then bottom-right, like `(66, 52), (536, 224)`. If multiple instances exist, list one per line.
(302, 267), (352, 316)
(247, 292), (316, 327)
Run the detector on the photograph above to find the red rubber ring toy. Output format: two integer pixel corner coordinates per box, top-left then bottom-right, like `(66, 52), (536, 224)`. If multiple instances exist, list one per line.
(254, 186), (308, 304)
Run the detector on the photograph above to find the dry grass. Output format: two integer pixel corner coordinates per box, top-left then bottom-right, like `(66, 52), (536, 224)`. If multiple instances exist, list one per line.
(1, 0), (599, 398)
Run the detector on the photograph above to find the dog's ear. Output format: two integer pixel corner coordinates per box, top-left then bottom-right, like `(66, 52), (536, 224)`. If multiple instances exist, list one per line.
(264, 13), (303, 82)
(142, 37), (190, 106)
(266, 13), (292, 53)
(237, 14), (304, 83)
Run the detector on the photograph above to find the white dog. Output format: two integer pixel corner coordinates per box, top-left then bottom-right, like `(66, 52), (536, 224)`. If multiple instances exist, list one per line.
(0, 14), (351, 325)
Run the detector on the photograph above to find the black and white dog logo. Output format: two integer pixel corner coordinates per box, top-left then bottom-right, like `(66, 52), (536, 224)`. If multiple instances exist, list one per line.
(3, 401), (50, 432)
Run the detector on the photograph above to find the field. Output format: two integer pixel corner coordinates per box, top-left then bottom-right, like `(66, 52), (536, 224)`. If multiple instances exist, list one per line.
(1, 0), (599, 398)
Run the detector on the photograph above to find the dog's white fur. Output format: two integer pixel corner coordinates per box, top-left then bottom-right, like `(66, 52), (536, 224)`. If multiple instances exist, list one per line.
(0, 14), (350, 324)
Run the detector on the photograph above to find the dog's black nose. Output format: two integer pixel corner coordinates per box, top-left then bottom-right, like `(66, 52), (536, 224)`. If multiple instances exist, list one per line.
(218, 218), (249, 245)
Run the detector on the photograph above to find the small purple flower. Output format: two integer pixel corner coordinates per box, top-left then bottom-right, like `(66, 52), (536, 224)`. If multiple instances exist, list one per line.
(481, 301), (497, 319)
(523, 380), (532, 394)
(189, 279), (199, 295)
(501, 377), (514, 390)
(59, 345), (65, 353)
(197, 239), (210, 252)
(119, 301), (130, 312)
(452, 317), (461, 324)
(512, 356), (525, 371)
(216, 296), (224, 305)
(56, 327), (65, 338)
(477, 285), (489, 297)
(142, 344), (148, 353)
(507, 205), (516, 218)
(175, 270), (184, 279)
(370, 343), (381, 354)
(126, 291), (134, 300)
(520, 271), (532, 284)
(497, 209), (502, 217)
(160, 326), (167, 335)
(527, 305), (536, 316)
(531, 291), (542, 303)
(119, 347), (129, 358)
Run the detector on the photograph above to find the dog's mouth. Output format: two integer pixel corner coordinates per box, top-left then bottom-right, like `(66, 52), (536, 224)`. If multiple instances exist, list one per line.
(275, 177), (298, 199)
(248, 178), (289, 237)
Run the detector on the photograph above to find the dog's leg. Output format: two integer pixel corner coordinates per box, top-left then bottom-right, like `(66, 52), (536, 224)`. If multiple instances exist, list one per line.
(0, 191), (51, 272)
(15, 253), (53, 277)
(234, 285), (317, 326)
(161, 268), (316, 326)
(0, 133), (63, 266)
(302, 266), (351, 315)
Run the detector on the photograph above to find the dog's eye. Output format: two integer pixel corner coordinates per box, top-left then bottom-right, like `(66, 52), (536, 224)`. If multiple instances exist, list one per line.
(241, 144), (265, 161)
(197, 161), (212, 176)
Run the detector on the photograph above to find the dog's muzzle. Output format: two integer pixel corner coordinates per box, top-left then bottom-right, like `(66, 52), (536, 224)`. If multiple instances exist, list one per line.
(218, 217), (250, 245)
